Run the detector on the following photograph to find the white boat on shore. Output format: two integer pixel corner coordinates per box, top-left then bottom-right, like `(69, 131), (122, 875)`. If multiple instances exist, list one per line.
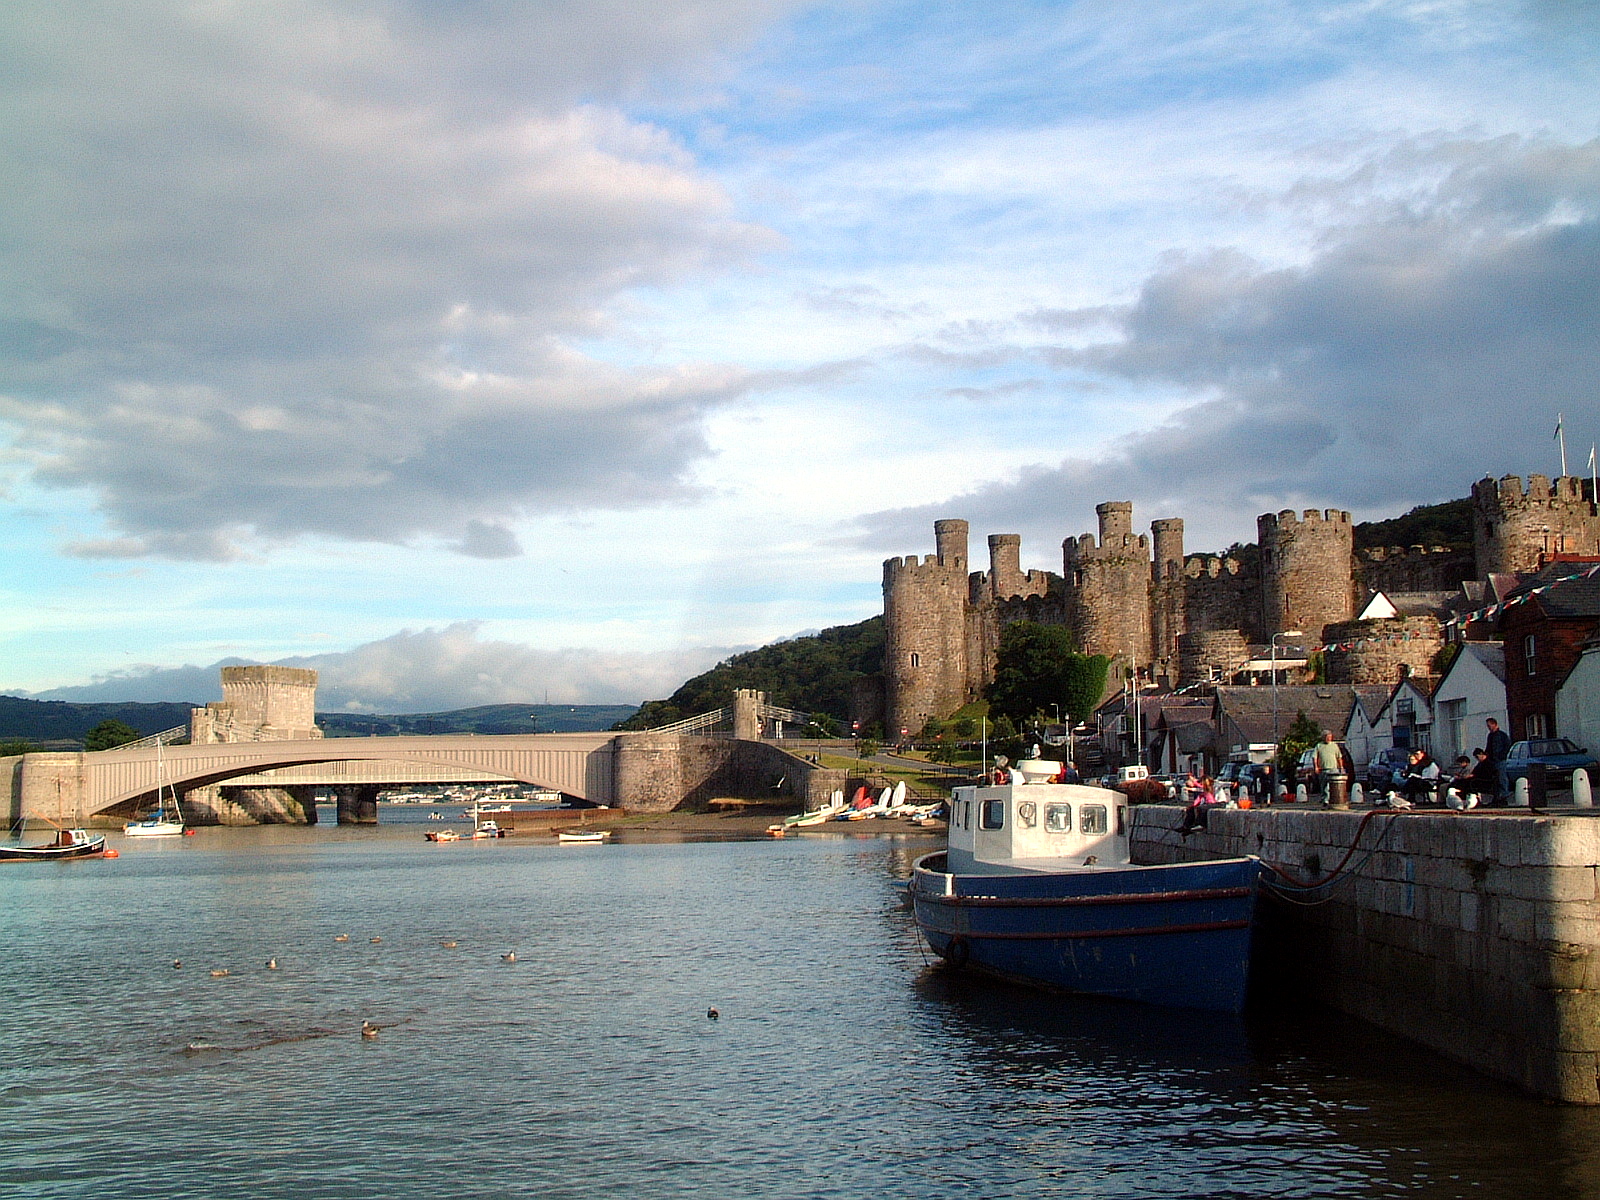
(557, 830), (610, 844)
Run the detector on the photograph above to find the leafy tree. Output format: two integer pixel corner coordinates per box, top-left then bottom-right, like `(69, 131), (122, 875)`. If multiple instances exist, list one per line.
(987, 622), (1111, 727)
(1, 739), (37, 757)
(614, 616), (885, 731)
(856, 737), (881, 761)
(84, 719), (142, 751)
(1277, 710), (1322, 779)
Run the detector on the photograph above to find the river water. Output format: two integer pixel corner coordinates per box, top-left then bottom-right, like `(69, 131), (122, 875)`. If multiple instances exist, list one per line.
(4, 810), (1599, 1199)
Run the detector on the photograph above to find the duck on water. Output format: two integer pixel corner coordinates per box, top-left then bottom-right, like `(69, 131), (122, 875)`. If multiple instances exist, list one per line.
(909, 759), (1261, 1014)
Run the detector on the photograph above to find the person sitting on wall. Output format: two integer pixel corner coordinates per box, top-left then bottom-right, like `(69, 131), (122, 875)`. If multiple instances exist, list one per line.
(1446, 750), (1499, 810)
(1179, 774), (1221, 836)
(1397, 749), (1441, 806)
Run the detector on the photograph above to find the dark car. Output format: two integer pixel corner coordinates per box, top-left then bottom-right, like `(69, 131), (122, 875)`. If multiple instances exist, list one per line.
(1365, 747), (1413, 792)
(1503, 739), (1600, 788)
(1238, 763), (1275, 798)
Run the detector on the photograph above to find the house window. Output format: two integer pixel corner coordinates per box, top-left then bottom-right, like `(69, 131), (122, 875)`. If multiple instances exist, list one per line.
(1439, 698), (1464, 758)
(1528, 713), (1549, 738)
(1525, 635), (1537, 677)
(909, 652), (920, 669)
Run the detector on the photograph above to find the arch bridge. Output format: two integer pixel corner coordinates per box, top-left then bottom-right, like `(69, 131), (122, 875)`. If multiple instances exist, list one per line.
(7, 733), (622, 828)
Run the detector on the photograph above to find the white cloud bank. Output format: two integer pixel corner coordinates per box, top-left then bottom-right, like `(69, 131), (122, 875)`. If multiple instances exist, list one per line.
(0, 2), (792, 560)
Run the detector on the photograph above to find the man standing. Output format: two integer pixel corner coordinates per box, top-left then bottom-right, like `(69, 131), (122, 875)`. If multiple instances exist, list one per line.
(1313, 730), (1347, 808)
(1485, 717), (1511, 805)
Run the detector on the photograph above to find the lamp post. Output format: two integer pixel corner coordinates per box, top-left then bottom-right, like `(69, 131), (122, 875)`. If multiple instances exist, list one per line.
(1271, 629), (1305, 746)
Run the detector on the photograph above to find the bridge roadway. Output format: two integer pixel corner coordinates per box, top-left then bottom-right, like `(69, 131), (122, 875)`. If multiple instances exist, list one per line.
(10, 732), (620, 825)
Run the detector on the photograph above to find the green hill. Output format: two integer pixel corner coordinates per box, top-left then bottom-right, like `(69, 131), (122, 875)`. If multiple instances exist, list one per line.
(1353, 498), (1474, 550)
(0, 696), (196, 749)
(616, 616), (884, 731)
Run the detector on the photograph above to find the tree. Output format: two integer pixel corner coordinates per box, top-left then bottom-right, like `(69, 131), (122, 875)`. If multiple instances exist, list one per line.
(1, 739), (37, 757)
(987, 622), (1111, 727)
(1277, 710), (1322, 780)
(84, 719), (142, 751)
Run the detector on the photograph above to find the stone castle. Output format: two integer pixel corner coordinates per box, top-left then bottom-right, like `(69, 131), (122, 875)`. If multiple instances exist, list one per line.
(873, 473), (1600, 737)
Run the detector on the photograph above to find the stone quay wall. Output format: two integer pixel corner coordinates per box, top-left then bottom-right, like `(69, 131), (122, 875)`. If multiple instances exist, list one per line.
(611, 734), (839, 813)
(1133, 804), (1600, 1104)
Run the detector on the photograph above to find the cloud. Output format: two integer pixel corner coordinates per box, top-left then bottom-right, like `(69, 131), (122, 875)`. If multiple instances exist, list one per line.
(854, 135), (1600, 556)
(12, 622), (735, 710)
(0, 2), (789, 559)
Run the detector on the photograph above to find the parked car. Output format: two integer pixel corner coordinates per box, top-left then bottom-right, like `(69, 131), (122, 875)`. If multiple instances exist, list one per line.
(1503, 739), (1600, 788)
(1215, 761), (1245, 791)
(1365, 747), (1413, 793)
(1238, 763), (1275, 798)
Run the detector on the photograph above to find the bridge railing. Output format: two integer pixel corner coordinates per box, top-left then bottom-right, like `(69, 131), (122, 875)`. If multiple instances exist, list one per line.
(645, 709), (731, 736)
(106, 725), (190, 752)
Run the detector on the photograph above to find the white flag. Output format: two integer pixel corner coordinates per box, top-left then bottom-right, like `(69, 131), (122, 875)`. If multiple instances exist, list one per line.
(1555, 414), (1564, 439)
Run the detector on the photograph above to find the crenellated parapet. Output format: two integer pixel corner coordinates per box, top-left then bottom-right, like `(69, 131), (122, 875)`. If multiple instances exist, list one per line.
(1355, 544), (1475, 594)
(1473, 473), (1600, 575)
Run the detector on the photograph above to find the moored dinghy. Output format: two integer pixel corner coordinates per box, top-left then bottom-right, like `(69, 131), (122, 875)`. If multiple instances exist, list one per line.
(909, 762), (1260, 1013)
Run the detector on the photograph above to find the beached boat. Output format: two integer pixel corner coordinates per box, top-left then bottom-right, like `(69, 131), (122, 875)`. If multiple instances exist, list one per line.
(556, 830), (609, 844)
(909, 764), (1260, 1013)
(0, 827), (109, 861)
(125, 740), (185, 837)
(425, 829), (461, 842)
(469, 820), (505, 839)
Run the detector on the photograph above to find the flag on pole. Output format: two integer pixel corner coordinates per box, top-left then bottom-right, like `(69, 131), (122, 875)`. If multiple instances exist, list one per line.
(1555, 414), (1564, 439)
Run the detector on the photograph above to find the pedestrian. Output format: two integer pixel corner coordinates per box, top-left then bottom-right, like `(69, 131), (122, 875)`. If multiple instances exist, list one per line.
(1312, 731), (1345, 804)
(1485, 718), (1511, 803)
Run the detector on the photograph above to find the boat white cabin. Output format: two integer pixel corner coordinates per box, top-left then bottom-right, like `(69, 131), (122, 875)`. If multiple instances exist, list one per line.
(947, 761), (1129, 876)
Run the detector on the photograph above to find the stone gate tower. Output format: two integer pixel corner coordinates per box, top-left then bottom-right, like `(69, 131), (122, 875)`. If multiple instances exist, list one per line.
(1473, 474), (1600, 574)
(1062, 501), (1153, 666)
(1258, 508), (1355, 642)
(883, 519), (971, 738)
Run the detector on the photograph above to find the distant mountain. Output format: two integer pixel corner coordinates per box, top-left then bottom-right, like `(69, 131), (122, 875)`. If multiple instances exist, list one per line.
(0, 696), (635, 748)
(617, 617), (884, 731)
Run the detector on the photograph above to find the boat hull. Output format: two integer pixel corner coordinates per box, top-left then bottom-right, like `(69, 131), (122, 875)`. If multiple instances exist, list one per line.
(910, 852), (1260, 1014)
(0, 834), (109, 861)
(125, 820), (185, 837)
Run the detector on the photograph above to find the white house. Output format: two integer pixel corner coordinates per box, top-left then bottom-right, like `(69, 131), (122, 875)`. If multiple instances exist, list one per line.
(1431, 642), (1508, 764)
(1368, 676), (1435, 758)
(1343, 687), (1389, 771)
(1556, 636), (1600, 758)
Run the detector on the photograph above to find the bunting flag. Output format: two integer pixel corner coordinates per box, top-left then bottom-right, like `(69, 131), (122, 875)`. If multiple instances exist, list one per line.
(1345, 560), (1600, 649)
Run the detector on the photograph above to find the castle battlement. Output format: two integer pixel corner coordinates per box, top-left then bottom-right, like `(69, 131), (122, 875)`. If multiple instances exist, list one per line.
(1473, 473), (1600, 574)
(1356, 544), (1456, 563)
(1183, 553), (1248, 579)
(1259, 508), (1353, 530)
(1063, 531), (1151, 561)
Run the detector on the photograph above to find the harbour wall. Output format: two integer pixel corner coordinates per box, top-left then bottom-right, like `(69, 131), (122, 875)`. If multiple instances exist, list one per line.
(1132, 804), (1600, 1104)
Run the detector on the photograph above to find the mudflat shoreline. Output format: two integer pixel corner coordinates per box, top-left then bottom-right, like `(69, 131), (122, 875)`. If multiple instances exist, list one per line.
(515, 804), (946, 841)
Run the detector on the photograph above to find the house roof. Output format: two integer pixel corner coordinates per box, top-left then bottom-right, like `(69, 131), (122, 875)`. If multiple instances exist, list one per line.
(1502, 562), (1600, 621)
(1453, 641), (1506, 684)
(1213, 685), (1385, 737)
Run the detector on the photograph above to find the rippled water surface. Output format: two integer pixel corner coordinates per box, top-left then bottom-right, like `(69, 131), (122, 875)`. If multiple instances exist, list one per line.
(4, 815), (1598, 1199)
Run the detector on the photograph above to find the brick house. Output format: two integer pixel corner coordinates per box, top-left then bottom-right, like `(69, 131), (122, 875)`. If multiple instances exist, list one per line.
(1496, 560), (1600, 740)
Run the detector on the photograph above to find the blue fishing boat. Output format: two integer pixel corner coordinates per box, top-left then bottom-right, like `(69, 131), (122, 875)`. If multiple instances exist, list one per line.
(910, 762), (1260, 1013)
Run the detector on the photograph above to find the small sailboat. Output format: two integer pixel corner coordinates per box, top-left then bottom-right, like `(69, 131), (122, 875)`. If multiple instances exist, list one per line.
(125, 740), (185, 837)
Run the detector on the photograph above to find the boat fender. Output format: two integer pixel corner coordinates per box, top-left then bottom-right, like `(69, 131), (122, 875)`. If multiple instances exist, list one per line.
(1017, 801), (1036, 827)
(942, 937), (970, 970)
(103, 848), (120, 858)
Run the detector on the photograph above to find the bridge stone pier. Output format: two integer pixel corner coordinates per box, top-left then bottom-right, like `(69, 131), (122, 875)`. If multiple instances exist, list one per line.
(3, 729), (839, 829)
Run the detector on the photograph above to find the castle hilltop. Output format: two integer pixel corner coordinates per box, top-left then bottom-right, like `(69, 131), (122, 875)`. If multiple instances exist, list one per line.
(868, 473), (1600, 738)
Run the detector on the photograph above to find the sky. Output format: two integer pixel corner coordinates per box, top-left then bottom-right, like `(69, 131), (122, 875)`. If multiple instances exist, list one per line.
(2, 0), (1597, 712)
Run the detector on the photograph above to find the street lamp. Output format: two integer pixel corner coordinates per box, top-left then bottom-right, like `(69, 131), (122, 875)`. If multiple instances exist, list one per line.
(1270, 630), (1305, 744)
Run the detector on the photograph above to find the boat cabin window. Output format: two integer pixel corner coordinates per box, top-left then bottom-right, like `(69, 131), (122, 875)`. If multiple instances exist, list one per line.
(1044, 803), (1072, 833)
(961, 800), (971, 830)
(979, 798), (1006, 830)
(1080, 804), (1108, 835)
(1116, 805), (1127, 836)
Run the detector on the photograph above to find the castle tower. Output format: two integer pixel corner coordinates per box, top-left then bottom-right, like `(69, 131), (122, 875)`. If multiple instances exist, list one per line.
(988, 533), (1024, 597)
(191, 665), (323, 744)
(1472, 474), (1600, 575)
(1063, 501), (1153, 666)
(884, 523), (972, 740)
(934, 518), (969, 568)
(1149, 518), (1186, 680)
(1258, 509), (1355, 642)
